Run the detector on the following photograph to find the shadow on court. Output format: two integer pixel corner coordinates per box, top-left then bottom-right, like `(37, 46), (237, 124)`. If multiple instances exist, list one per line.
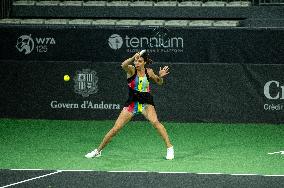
(1, 170), (284, 188)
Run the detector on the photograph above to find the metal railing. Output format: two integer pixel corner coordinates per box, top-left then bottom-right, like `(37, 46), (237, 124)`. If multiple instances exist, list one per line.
(10, 0), (284, 6)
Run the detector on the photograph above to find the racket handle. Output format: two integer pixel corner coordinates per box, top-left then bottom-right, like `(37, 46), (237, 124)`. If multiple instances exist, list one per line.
(139, 49), (146, 56)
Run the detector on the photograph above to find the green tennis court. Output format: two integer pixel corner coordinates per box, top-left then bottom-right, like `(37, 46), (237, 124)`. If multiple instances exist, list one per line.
(0, 118), (283, 175)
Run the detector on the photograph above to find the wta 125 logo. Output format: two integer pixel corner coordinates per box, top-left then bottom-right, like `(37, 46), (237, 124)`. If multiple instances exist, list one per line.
(16, 34), (56, 55)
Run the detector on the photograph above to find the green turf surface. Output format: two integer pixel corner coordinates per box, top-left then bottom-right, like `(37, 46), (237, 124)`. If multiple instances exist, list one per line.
(0, 119), (283, 175)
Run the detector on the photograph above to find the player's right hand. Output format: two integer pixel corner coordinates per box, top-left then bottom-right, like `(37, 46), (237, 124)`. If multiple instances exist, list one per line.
(134, 53), (140, 61)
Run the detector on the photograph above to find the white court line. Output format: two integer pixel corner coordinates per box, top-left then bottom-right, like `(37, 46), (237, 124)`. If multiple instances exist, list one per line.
(159, 172), (188, 174)
(231, 174), (260, 176)
(10, 169), (44, 171)
(108, 171), (148, 173)
(59, 170), (95, 172)
(0, 171), (62, 188)
(264, 175), (284, 177)
(196, 173), (223, 175)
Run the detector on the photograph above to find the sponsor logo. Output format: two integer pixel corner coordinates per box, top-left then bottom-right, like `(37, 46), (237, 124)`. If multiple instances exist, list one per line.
(74, 69), (99, 97)
(49, 69), (121, 112)
(16, 35), (34, 55)
(108, 34), (123, 50)
(264, 80), (284, 99)
(263, 80), (284, 111)
(108, 33), (184, 53)
(16, 34), (56, 55)
(50, 100), (120, 110)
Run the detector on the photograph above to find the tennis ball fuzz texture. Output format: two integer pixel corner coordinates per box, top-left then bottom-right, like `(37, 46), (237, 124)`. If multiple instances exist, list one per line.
(64, 75), (70, 81)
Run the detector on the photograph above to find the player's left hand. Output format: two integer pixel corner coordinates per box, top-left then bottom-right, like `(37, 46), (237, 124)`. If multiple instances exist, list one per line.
(159, 66), (170, 78)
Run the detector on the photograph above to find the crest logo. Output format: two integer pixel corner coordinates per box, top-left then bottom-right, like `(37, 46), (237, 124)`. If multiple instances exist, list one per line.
(108, 34), (123, 50)
(16, 34), (34, 55)
(74, 69), (98, 97)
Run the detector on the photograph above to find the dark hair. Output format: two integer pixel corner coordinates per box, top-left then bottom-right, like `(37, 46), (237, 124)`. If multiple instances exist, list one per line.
(140, 51), (153, 65)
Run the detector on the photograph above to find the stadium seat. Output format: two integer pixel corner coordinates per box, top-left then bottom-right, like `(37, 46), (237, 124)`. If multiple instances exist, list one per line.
(140, 19), (165, 26)
(212, 20), (240, 26)
(129, 1), (154, 7)
(178, 1), (203, 7)
(20, 19), (45, 24)
(188, 20), (214, 26)
(116, 19), (141, 25)
(44, 19), (69, 24)
(0, 18), (21, 24)
(92, 19), (117, 25)
(69, 19), (93, 25)
(226, 1), (252, 7)
(202, 1), (227, 7)
(59, 1), (83, 6)
(165, 20), (189, 26)
(259, 0), (284, 5)
(13, 0), (36, 6)
(154, 1), (178, 7)
(83, 1), (107, 6)
(106, 1), (130, 6)
(35, 1), (60, 6)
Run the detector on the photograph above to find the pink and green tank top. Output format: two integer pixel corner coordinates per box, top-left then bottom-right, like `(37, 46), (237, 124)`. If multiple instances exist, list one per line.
(124, 68), (154, 114)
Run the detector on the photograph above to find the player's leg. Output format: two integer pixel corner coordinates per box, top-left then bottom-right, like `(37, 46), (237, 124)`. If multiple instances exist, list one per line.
(97, 108), (133, 151)
(85, 108), (133, 158)
(142, 105), (174, 159)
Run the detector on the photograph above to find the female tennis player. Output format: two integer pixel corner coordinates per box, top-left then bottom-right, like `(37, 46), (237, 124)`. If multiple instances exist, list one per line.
(85, 50), (174, 160)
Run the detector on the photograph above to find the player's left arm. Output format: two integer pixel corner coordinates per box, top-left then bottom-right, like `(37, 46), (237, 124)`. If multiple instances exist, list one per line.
(147, 66), (170, 85)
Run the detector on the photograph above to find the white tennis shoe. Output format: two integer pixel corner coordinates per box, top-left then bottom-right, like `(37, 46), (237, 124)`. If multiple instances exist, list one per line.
(166, 146), (174, 160)
(85, 149), (101, 158)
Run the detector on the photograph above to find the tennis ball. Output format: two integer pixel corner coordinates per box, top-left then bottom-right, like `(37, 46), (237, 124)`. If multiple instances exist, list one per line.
(64, 75), (70, 82)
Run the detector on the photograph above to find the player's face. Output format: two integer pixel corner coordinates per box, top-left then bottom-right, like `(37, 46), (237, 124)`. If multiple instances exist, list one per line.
(134, 57), (146, 70)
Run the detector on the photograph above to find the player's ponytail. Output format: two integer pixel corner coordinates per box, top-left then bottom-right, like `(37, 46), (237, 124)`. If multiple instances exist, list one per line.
(146, 58), (153, 65)
(140, 50), (153, 65)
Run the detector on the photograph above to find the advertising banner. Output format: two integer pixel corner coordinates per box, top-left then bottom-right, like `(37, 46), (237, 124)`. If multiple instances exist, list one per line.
(0, 25), (284, 64)
(0, 60), (124, 120)
(1, 60), (284, 123)
(1, 25), (284, 123)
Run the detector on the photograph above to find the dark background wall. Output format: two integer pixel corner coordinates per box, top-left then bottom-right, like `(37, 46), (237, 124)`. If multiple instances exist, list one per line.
(1, 25), (284, 123)
(11, 4), (284, 20)
(9, 1), (284, 27)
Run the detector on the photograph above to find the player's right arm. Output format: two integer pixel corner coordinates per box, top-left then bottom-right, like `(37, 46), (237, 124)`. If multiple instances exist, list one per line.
(121, 53), (139, 76)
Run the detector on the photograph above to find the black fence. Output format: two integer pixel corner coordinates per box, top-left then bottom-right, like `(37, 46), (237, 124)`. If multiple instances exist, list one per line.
(1, 25), (284, 63)
(1, 25), (284, 123)
(1, 0), (12, 19)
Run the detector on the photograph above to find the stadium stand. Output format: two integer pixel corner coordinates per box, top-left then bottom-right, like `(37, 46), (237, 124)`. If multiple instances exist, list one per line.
(0, 1), (284, 27)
